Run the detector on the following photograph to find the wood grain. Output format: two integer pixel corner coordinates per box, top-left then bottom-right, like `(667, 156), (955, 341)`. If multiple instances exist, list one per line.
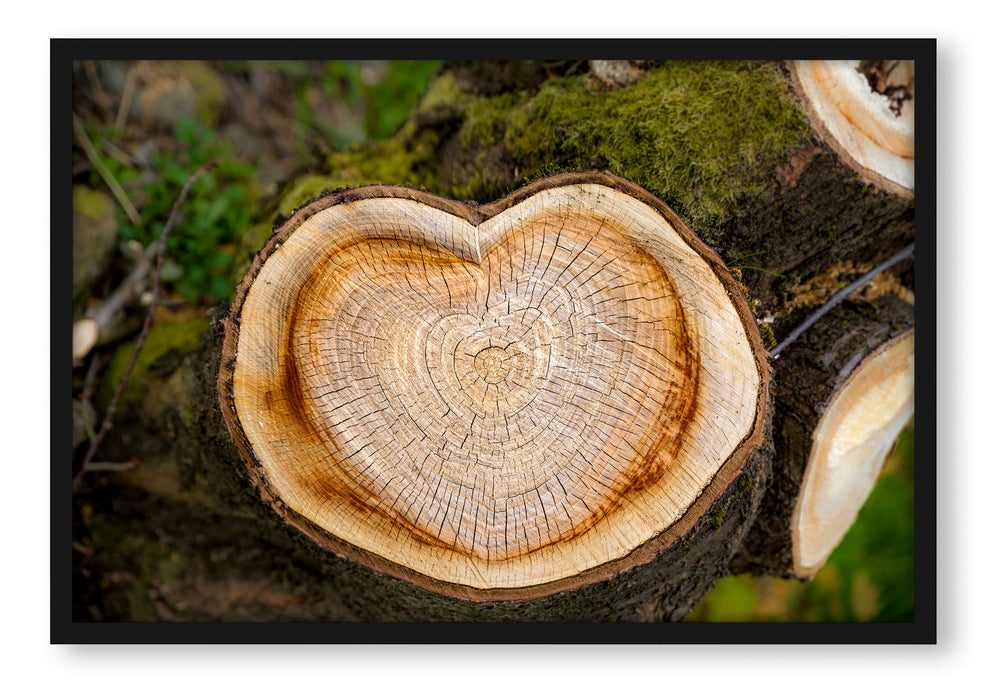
(219, 173), (767, 597)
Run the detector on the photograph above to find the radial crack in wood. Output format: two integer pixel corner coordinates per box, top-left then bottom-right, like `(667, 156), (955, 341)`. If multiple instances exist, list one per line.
(218, 172), (770, 601)
(789, 60), (914, 198)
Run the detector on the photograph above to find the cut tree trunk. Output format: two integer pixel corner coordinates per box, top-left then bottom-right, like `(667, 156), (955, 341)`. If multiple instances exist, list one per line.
(217, 172), (771, 615)
(73, 59), (918, 624)
(788, 60), (914, 199)
(731, 295), (915, 579)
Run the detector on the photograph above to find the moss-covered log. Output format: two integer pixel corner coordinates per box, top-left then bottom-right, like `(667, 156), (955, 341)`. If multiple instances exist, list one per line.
(243, 61), (913, 315)
(73, 59), (916, 623)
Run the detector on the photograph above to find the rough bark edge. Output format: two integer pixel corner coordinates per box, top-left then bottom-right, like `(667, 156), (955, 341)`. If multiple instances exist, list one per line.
(217, 170), (771, 602)
(785, 61), (914, 200)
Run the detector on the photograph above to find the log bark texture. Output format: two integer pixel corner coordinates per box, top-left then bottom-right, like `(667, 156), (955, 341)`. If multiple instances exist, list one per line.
(72, 59), (917, 624)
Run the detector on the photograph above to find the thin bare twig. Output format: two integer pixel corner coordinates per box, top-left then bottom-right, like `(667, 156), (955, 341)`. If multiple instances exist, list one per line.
(87, 239), (159, 338)
(768, 242), (915, 357)
(72, 113), (141, 225)
(80, 352), (104, 403)
(85, 461), (138, 473)
(83, 61), (114, 116)
(101, 139), (135, 169)
(78, 353), (106, 443)
(115, 64), (138, 132)
(74, 160), (218, 489)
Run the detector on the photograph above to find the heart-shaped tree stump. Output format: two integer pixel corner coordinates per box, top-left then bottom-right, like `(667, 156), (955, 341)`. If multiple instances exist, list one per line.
(218, 172), (770, 604)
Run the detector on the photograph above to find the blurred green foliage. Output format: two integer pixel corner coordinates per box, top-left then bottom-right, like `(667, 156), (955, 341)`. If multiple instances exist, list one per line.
(687, 421), (915, 622)
(85, 115), (257, 305)
(330, 60), (442, 142)
(78, 60), (441, 305)
(293, 60), (443, 150)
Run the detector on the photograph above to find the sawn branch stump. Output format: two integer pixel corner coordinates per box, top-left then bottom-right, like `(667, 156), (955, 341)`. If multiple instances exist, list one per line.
(217, 172), (772, 616)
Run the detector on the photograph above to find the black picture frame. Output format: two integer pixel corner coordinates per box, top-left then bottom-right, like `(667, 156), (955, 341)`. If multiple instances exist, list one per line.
(53, 37), (936, 644)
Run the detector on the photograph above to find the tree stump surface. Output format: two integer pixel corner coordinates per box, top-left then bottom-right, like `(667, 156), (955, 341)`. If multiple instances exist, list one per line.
(218, 172), (771, 602)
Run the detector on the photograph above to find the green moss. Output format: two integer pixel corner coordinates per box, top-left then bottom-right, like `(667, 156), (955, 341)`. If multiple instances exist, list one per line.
(96, 317), (211, 412)
(521, 161), (583, 187)
(461, 91), (523, 149)
(708, 501), (730, 532)
(416, 71), (464, 113)
(73, 186), (119, 304)
(418, 61), (813, 227)
(275, 173), (353, 218)
(274, 136), (436, 221)
(521, 62), (812, 226)
(84, 508), (187, 621)
(333, 135), (440, 191)
(759, 322), (777, 349)
(236, 220), (276, 273)
(283, 74), (459, 203)
(73, 185), (115, 219)
(268, 61), (813, 241)
(702, 474), (753, 533)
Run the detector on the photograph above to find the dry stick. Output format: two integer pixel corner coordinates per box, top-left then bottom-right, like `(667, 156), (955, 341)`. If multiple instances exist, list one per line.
(114, 65), (137, 132)
(80, 352), (104, 404)
(74, 161), (218, 489)
(83, 61), (114, 116)
(78, 353), (106, 443)
(88, 238), (159, 338)
(72, 114), (141, 225)
(768, 242), (916, 357)
(73, 238), (163, 364)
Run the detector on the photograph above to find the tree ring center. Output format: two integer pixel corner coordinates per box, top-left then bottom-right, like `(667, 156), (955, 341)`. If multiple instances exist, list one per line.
(475, 346), (509, 383)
